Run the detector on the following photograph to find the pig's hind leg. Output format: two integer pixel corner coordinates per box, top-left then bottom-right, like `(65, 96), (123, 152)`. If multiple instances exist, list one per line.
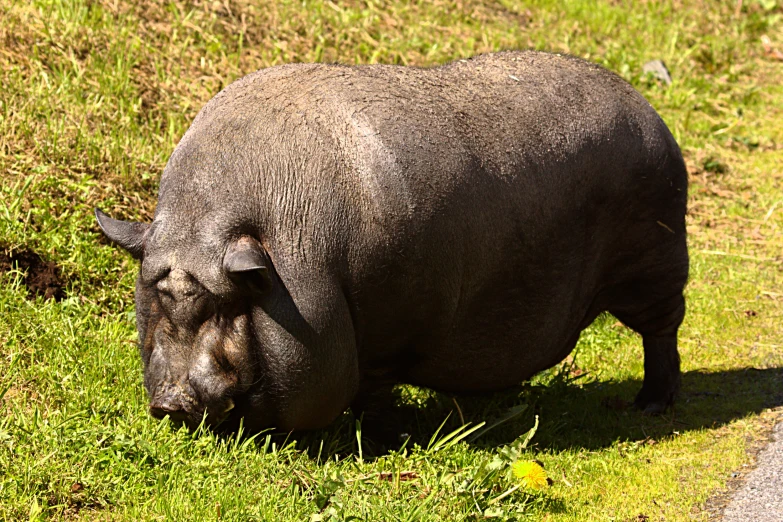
(608, 281), (687, 414)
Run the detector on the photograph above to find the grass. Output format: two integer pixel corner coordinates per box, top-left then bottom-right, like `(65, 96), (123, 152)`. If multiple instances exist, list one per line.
(1, 0), (782, 520)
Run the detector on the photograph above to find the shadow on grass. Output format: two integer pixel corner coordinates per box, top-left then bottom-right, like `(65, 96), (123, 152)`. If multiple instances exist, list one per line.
(504, 366), (783, 452)
(274, 366), (783, 459)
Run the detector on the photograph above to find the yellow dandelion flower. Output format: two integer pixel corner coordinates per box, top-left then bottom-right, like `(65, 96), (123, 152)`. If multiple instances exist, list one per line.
(512, 460), (549, 490)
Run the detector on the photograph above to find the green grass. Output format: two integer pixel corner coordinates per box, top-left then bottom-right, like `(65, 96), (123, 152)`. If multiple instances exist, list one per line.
(1, 0), (782, 520)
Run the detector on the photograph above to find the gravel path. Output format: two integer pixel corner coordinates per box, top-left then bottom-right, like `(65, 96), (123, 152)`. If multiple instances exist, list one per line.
(721, 421), (783, 521)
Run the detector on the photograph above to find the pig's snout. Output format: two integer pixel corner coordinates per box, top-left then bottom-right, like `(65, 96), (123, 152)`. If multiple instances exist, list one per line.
(149, 383), (195, 423)
(148, 381), (236, 428)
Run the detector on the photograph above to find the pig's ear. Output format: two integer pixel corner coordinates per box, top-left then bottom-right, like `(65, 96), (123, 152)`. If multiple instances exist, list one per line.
(224, 237), (271, 292)
(95, 208), (150, 260)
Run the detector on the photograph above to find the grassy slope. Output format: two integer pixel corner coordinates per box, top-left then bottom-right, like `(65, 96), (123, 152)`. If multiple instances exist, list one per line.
(1, 0), (782, 520)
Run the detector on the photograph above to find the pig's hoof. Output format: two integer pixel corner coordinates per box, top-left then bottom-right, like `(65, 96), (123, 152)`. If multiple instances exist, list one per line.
(634, 400), (669, 415)
(633, 388), (675, 415)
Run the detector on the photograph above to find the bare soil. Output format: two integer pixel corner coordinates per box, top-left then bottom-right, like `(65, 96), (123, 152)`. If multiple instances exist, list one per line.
(0, 247), (66, 301)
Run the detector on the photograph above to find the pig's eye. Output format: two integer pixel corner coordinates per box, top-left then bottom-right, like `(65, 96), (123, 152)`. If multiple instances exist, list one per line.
(153, 275), (173, 302)
(155, 277), (176, 299)
(156, 283), (174, 303)
(232, 267), (270, 294)
(226, 263), (271, 295)
(153, 283), (177, 317)
(154, 269), (206, 302)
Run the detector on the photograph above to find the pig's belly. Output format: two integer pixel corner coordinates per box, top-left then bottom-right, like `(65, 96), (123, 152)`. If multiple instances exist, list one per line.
(402, 309), (587, 393)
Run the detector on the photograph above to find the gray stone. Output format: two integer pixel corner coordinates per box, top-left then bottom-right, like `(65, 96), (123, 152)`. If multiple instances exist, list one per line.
(642, 60), (672, 85)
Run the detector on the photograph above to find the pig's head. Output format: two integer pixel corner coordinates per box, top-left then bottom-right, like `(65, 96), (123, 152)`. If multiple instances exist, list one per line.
(96, 208), (274, 429)
(95, 207), (358, 432)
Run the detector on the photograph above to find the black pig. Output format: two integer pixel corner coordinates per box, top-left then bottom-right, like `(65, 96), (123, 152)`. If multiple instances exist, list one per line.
(97, 51), (688, 431)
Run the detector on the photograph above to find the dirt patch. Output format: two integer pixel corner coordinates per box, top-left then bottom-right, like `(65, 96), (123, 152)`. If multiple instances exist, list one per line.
(0, 248), (66, 301)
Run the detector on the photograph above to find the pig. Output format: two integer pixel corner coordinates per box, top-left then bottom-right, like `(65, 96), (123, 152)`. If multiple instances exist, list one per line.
(96, 51), (689, 432)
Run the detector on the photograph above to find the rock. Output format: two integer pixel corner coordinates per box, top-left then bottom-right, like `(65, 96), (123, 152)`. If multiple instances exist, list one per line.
(642, 60), (672, 85)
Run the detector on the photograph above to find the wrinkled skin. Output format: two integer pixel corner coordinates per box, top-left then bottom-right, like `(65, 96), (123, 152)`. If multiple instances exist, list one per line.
(97, 51), (689, 432)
